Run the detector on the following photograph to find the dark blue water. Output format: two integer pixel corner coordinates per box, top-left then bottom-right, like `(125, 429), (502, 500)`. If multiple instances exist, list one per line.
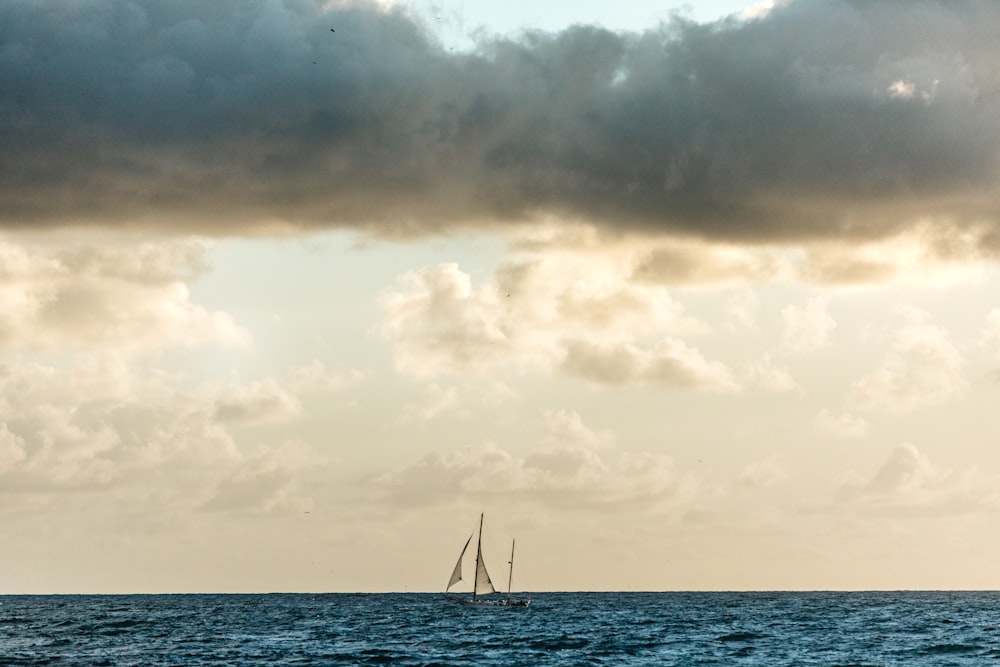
(3, 591), (1000, 665)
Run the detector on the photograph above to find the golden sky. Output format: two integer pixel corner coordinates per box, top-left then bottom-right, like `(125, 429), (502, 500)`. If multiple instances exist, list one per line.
(4, 0), (1000, 593)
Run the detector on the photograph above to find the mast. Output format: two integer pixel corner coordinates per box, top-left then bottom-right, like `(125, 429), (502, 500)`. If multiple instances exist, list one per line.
(507, 539), (515, 602)
(473, 512), (484, 602)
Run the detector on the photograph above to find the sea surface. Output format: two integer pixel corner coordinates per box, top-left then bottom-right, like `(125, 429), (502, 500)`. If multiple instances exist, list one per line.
(3, 591), (1000, 665)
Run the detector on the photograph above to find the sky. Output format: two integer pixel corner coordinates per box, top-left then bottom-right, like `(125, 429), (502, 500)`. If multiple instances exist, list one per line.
(4, 0), (1000, 594)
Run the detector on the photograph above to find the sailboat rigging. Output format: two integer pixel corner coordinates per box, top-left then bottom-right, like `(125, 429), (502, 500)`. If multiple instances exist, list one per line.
(445, 513), (530, 607)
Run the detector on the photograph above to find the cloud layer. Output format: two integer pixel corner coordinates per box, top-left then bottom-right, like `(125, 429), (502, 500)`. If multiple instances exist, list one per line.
(3, 0), (1000, 248)
(0, 238), (360, 516)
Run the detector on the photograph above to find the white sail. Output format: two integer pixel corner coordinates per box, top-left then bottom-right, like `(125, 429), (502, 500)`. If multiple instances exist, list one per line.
(447, 534), (473, 591)
(474, 538), (495, 596)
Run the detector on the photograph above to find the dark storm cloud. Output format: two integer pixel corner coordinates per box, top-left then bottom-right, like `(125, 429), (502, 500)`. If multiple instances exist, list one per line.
(2, 0), (1000, 243)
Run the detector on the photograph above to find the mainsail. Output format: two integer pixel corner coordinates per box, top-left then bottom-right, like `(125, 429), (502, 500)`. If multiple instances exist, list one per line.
(474, 537), (495, 597)
(446, 534), (473, 591)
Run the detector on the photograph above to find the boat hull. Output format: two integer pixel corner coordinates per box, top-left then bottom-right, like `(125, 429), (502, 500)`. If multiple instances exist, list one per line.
(446, 595), (531, 607)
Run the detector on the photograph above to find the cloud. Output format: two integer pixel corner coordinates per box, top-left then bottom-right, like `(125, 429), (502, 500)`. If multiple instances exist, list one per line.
(213, 378), (302, 425)
(3, 0), (1000, 253)
(725, 289), (759, 331)
(0, 422), (28, 470)
(198, 441), (317, 514)
(743, 355), (798, 393)
(629, 241), (787, 286)
(378, 262), (511, 378)
(0, 239), (249, 353)
(0, 237), (334, 508)
(560, 338), (739, 392)
(850, 307), (965, 412)
(798, 224), (990, 287)
(286, 360), (364, 393)
(0, 353), (331, 519)
(0, 357), (238, 493)
(373, 409), (690, 508)
(816, 409), (869, 439)
(780, 296), (835, 353)
(399, 383), (462, 423)
(378, 256), (736, 390)
(979, 309), (1000, 363)
(836, 443), (1000, 516)
(734, 456), (786, 488)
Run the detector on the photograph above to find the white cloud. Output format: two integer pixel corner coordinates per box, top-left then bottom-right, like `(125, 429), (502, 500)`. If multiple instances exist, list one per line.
(780, 296), (835, 353)
(0, 422), (28, 470)
(979, 309), (1000, 361)
(560, 338), (740, 392)
(630, 240), (788, 286)
(400, 383), (462, 423)
(726, 289), (760, 331)
(0, 357), (237, 493)
(374, 409), (689, 508)
(735, 456), (786, 488)
(378, 254), (735, 391)
(887, 80), (916, 99)
(286, 360), (364, 393)
(213, 378), (302, 425)
(799, 224), (989, 287)
(816, 410), (869, 439)
(743, 355), (798, 393)
(0, 240), (249, 354)
(0, 237), (335, 511)
(850, 308), (965, 413)
(836, 443), (1000, 516)
(378, 262), (511, 378)
(537, 409), (614, 451)
(0, 354), (331, 520)
(198, 441), (318, 515)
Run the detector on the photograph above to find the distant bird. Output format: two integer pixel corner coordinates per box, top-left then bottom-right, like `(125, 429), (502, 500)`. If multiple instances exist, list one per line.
(330, 27), (335, 32)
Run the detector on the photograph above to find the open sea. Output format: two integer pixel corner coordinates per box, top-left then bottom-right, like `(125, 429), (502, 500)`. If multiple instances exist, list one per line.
(3, 591), (1000, 665)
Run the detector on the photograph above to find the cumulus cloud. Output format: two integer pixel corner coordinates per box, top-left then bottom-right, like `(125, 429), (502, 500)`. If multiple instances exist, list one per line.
(399, 383), (462, 423)
(378, 255), (737, 390)
(629, 240), (787, 286)
(3, 0), (1000, 254)
(816, 409), (869, 439)
(0, 353), (332, 518)
(560, 337), (739, 392)
(0, 239), (249, 353)
(725, 289), (760, 331)
(780, 296), (835, 353)
(734, 456), (786, 488)
(213, 378), (302, 425)
(836, 443), (1000, 516)
(979, 309), (1000, 365)
(0, 357), (237, 493)
(850, 307), (965, 412)
(198, 441), (317, 514)
(286, 360), (364, 393)
(743, 355), (798, 393)
(0, 237), (335, 509)
(798, 224), (991, 286)
(0, 422), (28, 470)
(373, 409), (690, 508)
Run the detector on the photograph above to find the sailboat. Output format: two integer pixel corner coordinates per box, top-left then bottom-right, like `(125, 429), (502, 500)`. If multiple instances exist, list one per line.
(445, 513), (530, 607)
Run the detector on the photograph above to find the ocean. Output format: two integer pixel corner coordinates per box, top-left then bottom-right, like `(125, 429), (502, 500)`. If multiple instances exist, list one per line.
(2, 591), (999, 665)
